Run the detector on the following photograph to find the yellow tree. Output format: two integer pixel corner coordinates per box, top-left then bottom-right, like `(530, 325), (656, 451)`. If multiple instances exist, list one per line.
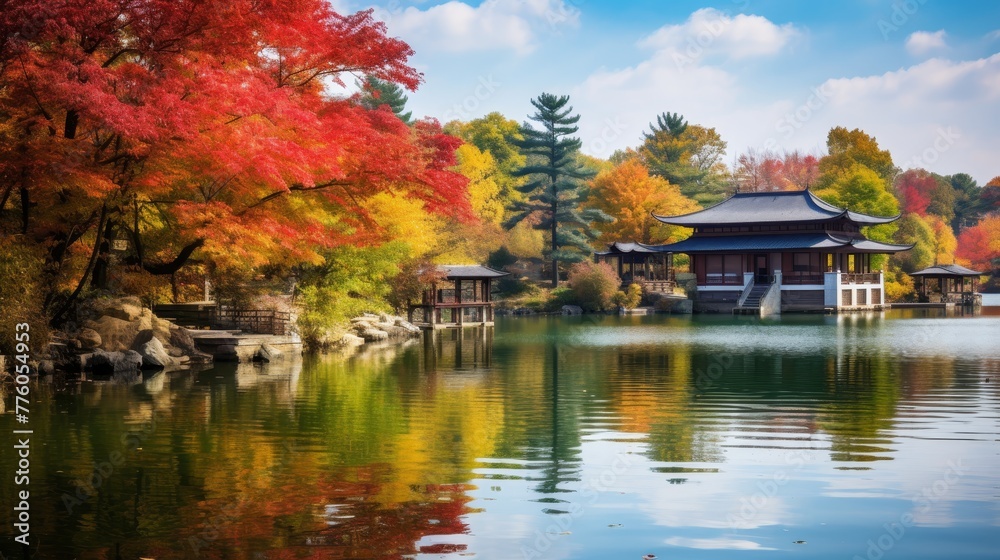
(587, 159), (700, 245)
(454, 144), (504, 225)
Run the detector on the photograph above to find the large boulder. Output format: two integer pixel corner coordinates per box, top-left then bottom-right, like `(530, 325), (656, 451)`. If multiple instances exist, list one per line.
(137, 336), (176, 369)
(77, 328), (102, 350)
(88, 349), (143, 374)
(561, 305), (583, 316)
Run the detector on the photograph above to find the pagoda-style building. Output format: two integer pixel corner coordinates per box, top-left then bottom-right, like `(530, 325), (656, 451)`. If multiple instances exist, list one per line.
(407, 265), (508, 329)
(598, 190), (912, 314)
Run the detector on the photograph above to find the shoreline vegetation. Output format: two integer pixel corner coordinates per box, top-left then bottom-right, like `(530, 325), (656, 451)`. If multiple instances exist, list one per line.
(1, 2), (998, 373)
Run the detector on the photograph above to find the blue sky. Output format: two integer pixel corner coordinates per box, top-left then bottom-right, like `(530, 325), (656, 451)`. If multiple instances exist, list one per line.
(330, 0), (1000, 184)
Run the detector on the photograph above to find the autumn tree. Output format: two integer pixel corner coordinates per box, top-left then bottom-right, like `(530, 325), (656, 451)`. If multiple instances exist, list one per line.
(0, 1), (471, 325)
(506, 93), (611, 287)
(359, 74), (413, 123)
(819, 127), (899, 184)
(446, 112), (527, 214)
(587, 159), (699, 245)
(956, 215), (1000, 273)
(949, 173), (982, 232)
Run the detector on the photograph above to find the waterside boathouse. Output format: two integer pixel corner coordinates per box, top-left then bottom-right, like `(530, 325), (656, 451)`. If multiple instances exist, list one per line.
(910, 264), (983, 306)
(407, 265), (508, 329)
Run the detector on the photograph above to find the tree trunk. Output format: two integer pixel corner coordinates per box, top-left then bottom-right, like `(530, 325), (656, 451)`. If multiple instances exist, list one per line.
(551, 183), (559, 288)
(51, 204), (109, 326)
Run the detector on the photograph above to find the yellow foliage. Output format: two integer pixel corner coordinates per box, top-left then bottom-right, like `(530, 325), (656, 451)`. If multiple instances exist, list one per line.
(588, 159), (700, 245)
(455, 144), (504, 225)
(506, 220), (545, 259)
(362, 192), (441, 257)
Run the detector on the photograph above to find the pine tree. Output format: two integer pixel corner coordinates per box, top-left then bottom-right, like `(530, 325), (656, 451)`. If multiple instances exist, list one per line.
(359, 75), (412, 123)
(505, 93), (611, 287)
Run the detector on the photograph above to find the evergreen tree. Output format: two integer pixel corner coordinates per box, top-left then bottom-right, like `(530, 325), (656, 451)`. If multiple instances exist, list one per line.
(505, 93), (611, 287)
(358, 74), (412, 123)
(640, 112), (728, 203)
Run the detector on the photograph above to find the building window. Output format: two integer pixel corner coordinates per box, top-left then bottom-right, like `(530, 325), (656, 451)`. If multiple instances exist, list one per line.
(842, 289), (853, 306)
(847, 254), (856, 272)
(826, 254), (834, 272)
(872, 288), (881, 305)
(857, 289), (868, 305)
(793, 252), (811, 272)
(705, 254), (741, 284)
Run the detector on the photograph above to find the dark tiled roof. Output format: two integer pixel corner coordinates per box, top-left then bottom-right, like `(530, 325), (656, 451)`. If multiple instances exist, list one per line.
(438, 265), (509, 279)
(653, 189), (899, 226)
(594, 241), (672, 255)
(656, 233), (912, 254)
(910, 264), (982, 277)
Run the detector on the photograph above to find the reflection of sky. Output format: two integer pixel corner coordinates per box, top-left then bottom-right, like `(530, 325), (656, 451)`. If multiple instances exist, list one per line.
(456, 388), (1000, 559)
(544, 315), (1000, 360)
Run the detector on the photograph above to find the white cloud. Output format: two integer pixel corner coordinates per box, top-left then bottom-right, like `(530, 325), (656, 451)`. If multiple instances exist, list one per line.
(378, 0), (580, 55)
(905, 30), (948, 55)
(638, 8), (802, 62)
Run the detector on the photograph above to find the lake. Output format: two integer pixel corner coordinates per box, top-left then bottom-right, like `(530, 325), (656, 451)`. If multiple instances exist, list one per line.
(2, 305), (999, 559)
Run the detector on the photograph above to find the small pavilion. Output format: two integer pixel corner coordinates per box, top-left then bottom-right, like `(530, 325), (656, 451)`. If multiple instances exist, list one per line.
(594, 242), (675, 293)
(910, 264), (982, 306)
(407, 265), (508, 329)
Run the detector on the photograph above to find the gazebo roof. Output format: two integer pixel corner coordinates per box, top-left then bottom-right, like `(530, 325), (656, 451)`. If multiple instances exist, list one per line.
(653, 189), (899, 227)
(910, 264), (982, 277)
(594, 241), (672, 255)
(437, 264), (509, 279)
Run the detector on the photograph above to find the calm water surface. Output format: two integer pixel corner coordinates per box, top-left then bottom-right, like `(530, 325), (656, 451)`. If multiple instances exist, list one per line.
(2, 305), (1000, 559)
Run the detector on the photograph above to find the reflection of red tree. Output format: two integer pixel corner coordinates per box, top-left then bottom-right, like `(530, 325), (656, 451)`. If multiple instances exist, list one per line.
(168, 469), (473, 559)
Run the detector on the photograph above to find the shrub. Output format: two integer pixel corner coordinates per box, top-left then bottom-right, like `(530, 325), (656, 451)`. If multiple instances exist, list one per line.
(611, 283), (643, 310)
(567, 261), (621, 312)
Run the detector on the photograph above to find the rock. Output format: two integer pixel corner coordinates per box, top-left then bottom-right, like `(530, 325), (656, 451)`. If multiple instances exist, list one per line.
(138, 336), (176, 369)
(561, 305), (583, 316)
(339, 333), (365, 347)
(394, 318), (422, 334)
(357, 326), (389, 342)
(103, 299), (144, 322)
(89, 349), (143, 374)
(77, 328), (102, 349)
(254, 343), (283, 362)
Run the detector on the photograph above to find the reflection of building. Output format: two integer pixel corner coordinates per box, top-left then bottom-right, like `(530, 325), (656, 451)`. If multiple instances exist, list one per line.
(602, 190), (912, 314)
(408, 265), (508, 329)
(910, 264), (982, 306)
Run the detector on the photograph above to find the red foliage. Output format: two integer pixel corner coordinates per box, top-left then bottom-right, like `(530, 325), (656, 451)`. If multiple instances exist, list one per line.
(0, 0), (471, 308)
(956, 215), (1000, 272)
(893, 169), (936, 216)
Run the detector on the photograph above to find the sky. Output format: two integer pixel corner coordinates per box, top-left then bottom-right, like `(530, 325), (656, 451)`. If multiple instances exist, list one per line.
(329, 0), (1000, 185)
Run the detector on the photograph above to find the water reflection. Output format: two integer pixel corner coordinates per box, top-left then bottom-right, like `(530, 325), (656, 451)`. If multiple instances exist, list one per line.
(1, 312), (999, 559)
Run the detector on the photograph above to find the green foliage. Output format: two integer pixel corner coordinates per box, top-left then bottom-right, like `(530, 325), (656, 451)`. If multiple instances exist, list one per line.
(893, 214), (936, 272)
(640, 113), (729, 203)
(0, 237), (49, 355)
(611, 283), (643, 310)
(446, 112), (527, 212)
(297, 243), (408, 344)
(506, 93), (612, 285)
(820, 127), (898, 184)
(566, 261), (621, 312)
(359, 75), (412, 123)
(949, 173), (983, 232)
(815, 163), (900, 242)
